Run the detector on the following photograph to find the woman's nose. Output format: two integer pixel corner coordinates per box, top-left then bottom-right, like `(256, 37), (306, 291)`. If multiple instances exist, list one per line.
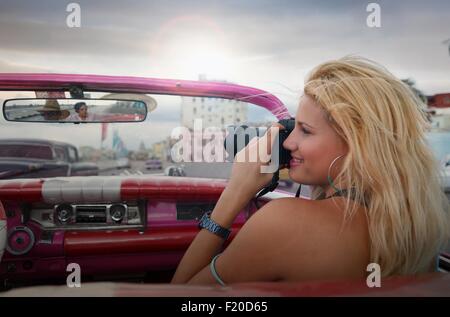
(282, 130), (297, 151)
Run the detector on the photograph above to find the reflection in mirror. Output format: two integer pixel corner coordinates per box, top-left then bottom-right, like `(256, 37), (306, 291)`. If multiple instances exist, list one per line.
(3, 98), (148, 123)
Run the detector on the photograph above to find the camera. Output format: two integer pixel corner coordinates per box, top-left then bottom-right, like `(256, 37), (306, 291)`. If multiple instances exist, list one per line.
(224, 118), (295, 169)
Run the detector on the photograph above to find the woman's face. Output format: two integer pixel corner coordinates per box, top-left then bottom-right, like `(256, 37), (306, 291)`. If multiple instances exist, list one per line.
(283, 94), (348, 188)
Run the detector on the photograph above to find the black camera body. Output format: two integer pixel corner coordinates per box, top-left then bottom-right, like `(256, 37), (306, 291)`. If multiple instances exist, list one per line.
(224, 118), (295, 168)
(276, 118), (296, 167)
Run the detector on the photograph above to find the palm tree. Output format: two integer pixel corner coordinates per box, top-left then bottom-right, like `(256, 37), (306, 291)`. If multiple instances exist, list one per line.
(401, 78), (433, 123)
(401, 78), (427, 103)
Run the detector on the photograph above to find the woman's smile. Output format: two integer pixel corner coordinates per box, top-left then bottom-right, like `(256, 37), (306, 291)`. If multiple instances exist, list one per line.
(289, 156), (304, 167)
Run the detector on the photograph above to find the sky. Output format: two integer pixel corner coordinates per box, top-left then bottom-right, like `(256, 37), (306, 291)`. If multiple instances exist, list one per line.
(0, 0), (449, 150)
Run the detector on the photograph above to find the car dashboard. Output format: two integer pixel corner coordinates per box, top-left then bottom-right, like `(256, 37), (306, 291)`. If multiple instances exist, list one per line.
(0, 175), (271, 288)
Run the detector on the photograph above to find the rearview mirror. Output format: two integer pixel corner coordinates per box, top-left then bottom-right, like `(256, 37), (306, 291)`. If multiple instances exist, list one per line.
(2, 98), (148, 123)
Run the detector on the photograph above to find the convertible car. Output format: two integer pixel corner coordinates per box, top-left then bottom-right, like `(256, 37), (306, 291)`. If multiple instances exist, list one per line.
(0, 73), (448, 296)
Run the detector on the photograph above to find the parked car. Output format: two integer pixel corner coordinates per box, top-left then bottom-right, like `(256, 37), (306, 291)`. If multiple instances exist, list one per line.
(0, 139), (98, 179)
(145, 158), (163, 170)
(164, 165), (186, 176)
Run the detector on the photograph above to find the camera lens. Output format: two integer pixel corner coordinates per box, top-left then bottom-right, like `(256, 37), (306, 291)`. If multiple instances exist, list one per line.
(223, 119), (294, 167)
(224, 125), (264, 160)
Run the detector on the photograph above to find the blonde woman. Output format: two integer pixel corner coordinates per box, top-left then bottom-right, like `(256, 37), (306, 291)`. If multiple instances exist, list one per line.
(172, 57), (450, 285)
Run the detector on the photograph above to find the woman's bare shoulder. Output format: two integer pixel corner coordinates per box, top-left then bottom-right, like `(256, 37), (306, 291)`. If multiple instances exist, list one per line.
(251, 197), (370, 280)
(213, 197), (369, 283)
(255, 197), (366, 230)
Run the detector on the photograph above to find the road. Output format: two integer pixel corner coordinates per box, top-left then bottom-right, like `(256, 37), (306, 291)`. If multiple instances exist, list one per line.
(97, 160), (165, 176)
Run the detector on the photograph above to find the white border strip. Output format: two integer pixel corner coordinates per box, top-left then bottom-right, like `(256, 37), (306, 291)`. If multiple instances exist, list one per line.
(42, 177), (122, 203)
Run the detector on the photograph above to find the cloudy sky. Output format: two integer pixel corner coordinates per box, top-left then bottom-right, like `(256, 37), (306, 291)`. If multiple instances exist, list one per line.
(0, 0), (449, 150)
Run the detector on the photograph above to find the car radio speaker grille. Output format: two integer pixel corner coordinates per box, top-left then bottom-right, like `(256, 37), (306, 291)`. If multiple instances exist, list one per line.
(6, 226), (35, 256)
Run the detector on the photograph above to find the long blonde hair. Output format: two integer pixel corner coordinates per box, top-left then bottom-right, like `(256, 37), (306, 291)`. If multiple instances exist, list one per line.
(304, 56), (450, 276)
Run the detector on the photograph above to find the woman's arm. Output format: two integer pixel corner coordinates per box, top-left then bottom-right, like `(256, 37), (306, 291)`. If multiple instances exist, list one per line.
(171, 126), (282, 284)
(170, 183), (254, 284)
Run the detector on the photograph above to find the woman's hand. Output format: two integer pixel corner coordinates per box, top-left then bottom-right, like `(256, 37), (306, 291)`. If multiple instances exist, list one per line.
(226, 123), (285, 200)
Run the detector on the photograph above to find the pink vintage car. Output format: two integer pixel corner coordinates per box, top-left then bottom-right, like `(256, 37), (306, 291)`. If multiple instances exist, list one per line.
(0, 73), (448, 296)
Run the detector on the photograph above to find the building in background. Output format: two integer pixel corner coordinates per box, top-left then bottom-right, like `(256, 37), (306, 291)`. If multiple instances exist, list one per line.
(181, 75), (247, 130)
(151, 141), (166, 160)
(150, 136), (178, 162)
(427, 92), (450, 130)
(428, 93), (450, 108)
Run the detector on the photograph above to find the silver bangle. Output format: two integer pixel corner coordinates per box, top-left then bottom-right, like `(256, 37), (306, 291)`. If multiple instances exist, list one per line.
(210, 253), (226, 286)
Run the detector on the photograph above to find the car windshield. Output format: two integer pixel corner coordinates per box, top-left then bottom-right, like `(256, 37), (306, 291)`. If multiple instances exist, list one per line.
(0, 90), (276, 179)
(1, 90), (449, 182)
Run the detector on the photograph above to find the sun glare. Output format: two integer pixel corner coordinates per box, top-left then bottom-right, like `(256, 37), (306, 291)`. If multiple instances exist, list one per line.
(161, 35), (235, 80)
(183, 44), (231, 79)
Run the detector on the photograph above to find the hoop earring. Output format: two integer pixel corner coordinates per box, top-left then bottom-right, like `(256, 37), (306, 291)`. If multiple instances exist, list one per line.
(327, 155), (344, 192)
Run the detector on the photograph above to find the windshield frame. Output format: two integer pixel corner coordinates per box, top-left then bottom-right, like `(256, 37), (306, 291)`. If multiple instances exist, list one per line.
(0, 73), (291, 120)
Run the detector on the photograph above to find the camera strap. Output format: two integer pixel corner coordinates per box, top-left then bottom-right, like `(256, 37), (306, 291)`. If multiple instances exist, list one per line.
(255, 174), (302, 199)
(255, 171), (280, 199)
(295, 184), (301, 197)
